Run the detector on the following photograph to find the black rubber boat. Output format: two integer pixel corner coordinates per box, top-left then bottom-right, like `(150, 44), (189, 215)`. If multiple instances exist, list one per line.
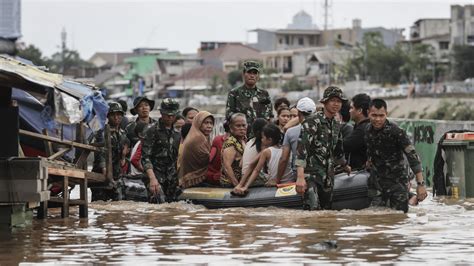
(177, 170), (370, 210)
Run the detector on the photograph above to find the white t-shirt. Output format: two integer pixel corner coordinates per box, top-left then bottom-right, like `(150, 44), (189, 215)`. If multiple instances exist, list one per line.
(242, 138), (259, 177)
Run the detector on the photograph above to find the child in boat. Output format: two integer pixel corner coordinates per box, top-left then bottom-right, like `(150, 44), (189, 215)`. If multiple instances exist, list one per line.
(233, 124), (294, 196)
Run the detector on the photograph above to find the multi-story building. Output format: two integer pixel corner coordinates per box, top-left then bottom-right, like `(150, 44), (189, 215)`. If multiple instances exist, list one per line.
(0, 0), (21, 55)
(450, 5), (474, 47)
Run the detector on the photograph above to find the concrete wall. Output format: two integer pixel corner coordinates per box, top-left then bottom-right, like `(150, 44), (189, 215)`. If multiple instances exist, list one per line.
(393, 118), (474, 186)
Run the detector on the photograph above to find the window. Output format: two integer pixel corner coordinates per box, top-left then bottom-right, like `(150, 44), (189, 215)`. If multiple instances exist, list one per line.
(337, 34), (342, 40)
(439, 41), (449, 50)
(298, 37), (304, 45)
(285, 36), (290, 45)
(279, 38), (283, 44)
(309, 36), (315, 45)
(170, 61), (181, 66)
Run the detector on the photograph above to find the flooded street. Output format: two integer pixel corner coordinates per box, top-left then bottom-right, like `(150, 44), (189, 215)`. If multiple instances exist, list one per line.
(0, 195), (473, 264)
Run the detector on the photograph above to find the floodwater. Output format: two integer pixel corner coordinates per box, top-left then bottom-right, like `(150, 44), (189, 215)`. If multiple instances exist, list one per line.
(0, 195), (473, 264)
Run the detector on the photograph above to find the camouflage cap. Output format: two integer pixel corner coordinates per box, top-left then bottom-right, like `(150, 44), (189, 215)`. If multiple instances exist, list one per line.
(242, 60), (261, 73)
(320, 86), (348, 103)
(108, 102), (125, 116)
(160, 98), (180, 115)
(130, 96), (155, 115)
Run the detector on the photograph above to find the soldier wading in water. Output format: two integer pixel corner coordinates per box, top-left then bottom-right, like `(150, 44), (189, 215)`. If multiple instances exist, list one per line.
(295, 86), (351, 210)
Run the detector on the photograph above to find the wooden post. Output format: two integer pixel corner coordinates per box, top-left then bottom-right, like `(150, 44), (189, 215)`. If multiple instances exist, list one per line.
(79, 178), (88, 218)
(37, 201), (48, 219)
(75, 122), (87, 170)
(42, 129), (54, 156)
(61, 176), (69, 218)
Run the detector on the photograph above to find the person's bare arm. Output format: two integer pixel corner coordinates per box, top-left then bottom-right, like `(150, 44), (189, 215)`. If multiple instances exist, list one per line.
(276, 146), (291, 184)
(243, 149), (270, 190)
(223, 147), (239, 186)
(283, 117), (299, 131)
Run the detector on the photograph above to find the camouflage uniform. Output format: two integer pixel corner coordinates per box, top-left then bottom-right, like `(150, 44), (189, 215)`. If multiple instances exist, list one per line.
(125, 117), (156, 148)
(366, 120), (422, 213)
(91, 102), (128, 201)
(225, 61), (272, 138)
(141, 99), (181, 203)
(295, 87), (348, 210)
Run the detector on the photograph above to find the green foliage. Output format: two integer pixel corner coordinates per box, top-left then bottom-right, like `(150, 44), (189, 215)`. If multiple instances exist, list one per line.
(47, 49), (92, 74)
(452, 45), (474, 80)
(16, 44), (49, 67)
(344, 32), (405, 84)
(282, 77), (310, 92)
(227, 70), (242, 87)
(400, 44), (435, 83)
(428, 101), (474, 121)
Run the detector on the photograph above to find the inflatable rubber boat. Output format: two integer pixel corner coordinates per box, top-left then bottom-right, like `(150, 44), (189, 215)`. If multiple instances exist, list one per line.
(177, 170), (370, 210)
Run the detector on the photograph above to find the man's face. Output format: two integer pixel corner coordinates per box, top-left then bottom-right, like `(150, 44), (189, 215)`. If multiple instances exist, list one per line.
(349, 102), (361, 122)
(369, 106), (387, 130)
(289, 108), (298, 120)
(136, 101), (151, 118)
(243, 70), (259, 88)
(108, 112), (123, 127)
(161, 113), (176, 127)
(185, 109), (198, 123)
(323, 97), (342, 117)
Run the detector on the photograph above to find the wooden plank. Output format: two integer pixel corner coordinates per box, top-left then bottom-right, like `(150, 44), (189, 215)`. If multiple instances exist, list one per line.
(47, 166), (106, 183)
(74, 150), (90, 170)
(19, 129), (102, 152)
(48, 167), (85, 179)
(48, 148), (71, 160)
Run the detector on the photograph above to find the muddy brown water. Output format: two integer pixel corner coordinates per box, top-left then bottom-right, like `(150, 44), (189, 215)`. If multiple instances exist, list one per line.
(0, 195), (473, 264)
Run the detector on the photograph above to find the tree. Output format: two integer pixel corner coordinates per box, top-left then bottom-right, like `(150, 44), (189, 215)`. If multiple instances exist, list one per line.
(343, 32), (405, 84)
(47, 48), (92, 74)
(16, 44), (49, 67)
(452, 45), (474, 80)
(400, 44), (435, 83)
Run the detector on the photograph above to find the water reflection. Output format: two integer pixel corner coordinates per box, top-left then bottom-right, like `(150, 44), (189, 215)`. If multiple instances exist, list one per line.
(0, 196), (473, 264)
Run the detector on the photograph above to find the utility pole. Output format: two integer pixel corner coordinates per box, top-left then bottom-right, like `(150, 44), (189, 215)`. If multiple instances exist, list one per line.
(60, 27), (67, 74)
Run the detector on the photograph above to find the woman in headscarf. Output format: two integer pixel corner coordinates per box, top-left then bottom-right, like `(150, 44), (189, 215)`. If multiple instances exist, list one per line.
(178, 111), (215, 189)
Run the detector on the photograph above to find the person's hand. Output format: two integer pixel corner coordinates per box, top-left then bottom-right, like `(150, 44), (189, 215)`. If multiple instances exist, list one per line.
(416, 185), (428, 202)
(149, 177), (161, 196)
(296, 177), (307, 194)
(265, 179), (277, 187)
(343, 165), (351, 175)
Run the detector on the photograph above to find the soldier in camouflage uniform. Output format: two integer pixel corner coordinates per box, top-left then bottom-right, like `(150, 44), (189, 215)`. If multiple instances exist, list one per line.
(295, 87), (351, 210)
(125, 96), (156, 147)
(225, 60), (272, 138)
(91, 102), (129, 201)
(366, 98), (427, 213)
(141, 98), (181, 203)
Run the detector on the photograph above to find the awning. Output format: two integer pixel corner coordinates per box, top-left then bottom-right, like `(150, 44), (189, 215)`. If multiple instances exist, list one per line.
(0, 55), (107, 129)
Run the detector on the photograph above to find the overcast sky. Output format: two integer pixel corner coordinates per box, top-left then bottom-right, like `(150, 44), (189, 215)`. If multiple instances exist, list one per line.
(22, 0), (473, 59)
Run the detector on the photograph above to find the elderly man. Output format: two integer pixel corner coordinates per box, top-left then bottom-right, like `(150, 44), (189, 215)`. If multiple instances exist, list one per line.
(125, 96), (156, 147)
(295, 87), (351, 210)
(141, 98), (181, 203)
(225, 60), (272, 138)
